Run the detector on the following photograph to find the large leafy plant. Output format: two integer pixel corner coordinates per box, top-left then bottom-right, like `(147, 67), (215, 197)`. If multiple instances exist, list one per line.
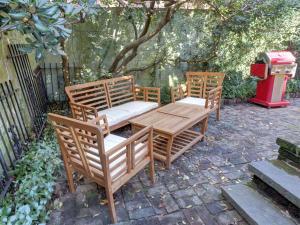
(0, 0), (98, 61)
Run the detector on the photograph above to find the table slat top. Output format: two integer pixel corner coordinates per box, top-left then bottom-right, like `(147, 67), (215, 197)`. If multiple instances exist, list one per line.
(130, 103), (209, 135)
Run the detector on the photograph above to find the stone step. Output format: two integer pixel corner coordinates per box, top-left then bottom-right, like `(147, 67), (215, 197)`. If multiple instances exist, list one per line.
(276, 138), (300, 154)
(222, 184), (297, 225)
(276, 138), (300, 166)
(249, 160), (300, 208)
(278, 147), (300, 165)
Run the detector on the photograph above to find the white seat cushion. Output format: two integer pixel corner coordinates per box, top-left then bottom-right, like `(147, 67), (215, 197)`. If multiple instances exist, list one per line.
(115, 101), (158, 115)
(98, 108), (129, 126)
(98, 101), (158, 126)
(87, 134), (148, 181)
(177, 97), (207, 107)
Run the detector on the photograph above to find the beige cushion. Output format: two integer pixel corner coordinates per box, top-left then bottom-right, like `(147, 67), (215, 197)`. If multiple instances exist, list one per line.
(98, 101), (158, 126)
(98, 108), (129, 127)
(177, 97), (207, 107)
(87, 134), (148, 181)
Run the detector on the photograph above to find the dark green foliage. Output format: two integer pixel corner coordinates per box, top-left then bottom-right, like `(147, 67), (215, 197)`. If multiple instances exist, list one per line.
(222, 72), (257, 99)
(287, 78), (300, 94)
(160, 85), (171, 104)
(0, 126), (62, 224)
(66, 0), (300, 100)
(0, 0), (98, 61)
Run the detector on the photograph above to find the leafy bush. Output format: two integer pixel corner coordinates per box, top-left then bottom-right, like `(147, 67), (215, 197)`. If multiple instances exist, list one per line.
(160, 85), (171, 104)
(287, 78), (300, 94)
(0, 127), (61, 225)
(222, 71), (257, 99)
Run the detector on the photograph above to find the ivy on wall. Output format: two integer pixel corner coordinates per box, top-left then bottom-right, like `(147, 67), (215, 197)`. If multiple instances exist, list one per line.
(46, 0), (300, 99)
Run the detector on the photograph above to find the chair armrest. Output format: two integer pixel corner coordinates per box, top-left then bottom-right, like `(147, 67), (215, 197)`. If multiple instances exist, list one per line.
(134, 86), (161, 105)
(105, 126), (153, 178)
(205, 86), (223, 109)
(89, 115), (110, 135)
(171, 85), (185, 103)
(69, 102), (98, 121)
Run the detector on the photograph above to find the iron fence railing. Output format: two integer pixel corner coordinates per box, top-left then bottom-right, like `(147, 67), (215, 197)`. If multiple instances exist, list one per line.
(0, 80), (29, 197)
(0, 44), (49, 197)
(8, 44), (48, 138)
(40, 62), (82, 103)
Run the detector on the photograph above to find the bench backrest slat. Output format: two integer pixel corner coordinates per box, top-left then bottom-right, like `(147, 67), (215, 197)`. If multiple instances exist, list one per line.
(106, 76), (135, 107)
(65, 80), (110, 110)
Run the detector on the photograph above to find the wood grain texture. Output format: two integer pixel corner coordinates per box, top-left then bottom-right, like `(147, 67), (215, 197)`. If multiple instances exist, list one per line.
(171, 72), (225, 120)
(130, 103), (209, 168)
(65, 75), (160, 131)
(48, 113), (154, 223)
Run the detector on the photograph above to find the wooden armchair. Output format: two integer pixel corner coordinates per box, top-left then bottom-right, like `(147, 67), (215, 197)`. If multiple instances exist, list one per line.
(48, 113), (155, 223)
(171, 72), (225, 120)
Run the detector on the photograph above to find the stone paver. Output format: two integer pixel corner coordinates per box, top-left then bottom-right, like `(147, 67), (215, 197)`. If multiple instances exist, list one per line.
(48, 99), (300, 225)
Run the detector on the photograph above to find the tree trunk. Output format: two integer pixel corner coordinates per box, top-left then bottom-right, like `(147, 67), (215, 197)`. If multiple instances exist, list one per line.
(108, 1), (185, 74)
(60, 39), (71, 86)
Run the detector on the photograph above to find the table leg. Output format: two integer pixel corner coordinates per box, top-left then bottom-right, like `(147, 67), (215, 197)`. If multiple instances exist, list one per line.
(201, 116), (208, 140)
(166, 136), (174, 169)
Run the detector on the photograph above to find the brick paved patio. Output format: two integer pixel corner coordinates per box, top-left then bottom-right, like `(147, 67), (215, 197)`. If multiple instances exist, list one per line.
(48, 99), (300, 225)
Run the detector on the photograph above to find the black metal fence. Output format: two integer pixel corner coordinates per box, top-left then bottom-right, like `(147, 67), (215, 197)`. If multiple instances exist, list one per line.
(40, 62), (82, 102)
(1, 45), (82, 196)
(8, 44), (48, 138)
(0, 80), (29, 197)
(0, 44), (49, 197)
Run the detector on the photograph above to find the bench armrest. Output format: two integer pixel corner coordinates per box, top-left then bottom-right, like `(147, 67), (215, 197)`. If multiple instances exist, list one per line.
(134, 86), (161, 105)
(205, 86), (223, 109)
(69, 102), (98, 121)
(105, 126), (153, 179)
(171, 85), (185, 103)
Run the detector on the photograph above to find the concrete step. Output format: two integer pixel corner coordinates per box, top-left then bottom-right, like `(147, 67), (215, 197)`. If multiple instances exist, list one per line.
(249, 160), (300, 208)
(222, 184), (297, 225)
(276, 138), (300, 154)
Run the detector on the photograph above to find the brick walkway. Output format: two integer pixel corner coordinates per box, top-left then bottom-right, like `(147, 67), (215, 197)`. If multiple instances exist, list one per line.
(48, 99), (300, 225)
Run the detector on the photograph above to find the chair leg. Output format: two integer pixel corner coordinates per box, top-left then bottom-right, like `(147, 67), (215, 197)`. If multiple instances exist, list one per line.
(65, 164), (76, 193)
(105, 187), (117, 223)
(216, 107), (221, 121)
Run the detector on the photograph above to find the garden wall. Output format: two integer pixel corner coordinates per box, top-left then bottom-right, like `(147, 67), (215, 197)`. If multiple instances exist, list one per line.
(45, 8), (300, 102)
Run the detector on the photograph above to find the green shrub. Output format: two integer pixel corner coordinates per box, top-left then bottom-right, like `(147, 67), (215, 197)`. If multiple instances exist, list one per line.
(160, 85), (171, 104)
(222, 71), (256, 99)
(287, 78), (300, 94)
(0, 127), (61, 225)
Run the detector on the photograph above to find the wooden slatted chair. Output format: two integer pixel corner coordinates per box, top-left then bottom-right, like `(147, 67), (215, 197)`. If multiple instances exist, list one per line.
(48, 113), (155, 223)
(65, 75), (160, 131)
(171, 72), (225, 120)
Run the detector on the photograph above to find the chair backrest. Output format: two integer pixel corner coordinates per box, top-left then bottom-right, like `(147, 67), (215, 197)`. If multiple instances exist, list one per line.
(186, 72), (225, 98)
(106, 76), (135, 107)
(48, 113), (106, 182)
(69, 102), (98, 122)
(65, 80), (110, 111)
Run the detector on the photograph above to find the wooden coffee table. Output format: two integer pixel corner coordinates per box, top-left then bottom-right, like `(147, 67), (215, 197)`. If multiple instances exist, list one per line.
(130, 103), (210, 168)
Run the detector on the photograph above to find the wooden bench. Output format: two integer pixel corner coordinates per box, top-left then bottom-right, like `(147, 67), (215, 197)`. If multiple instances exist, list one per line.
(65, 75), (160, 131)
(171, 72), (225, 120)
(49, 113), (155, 223)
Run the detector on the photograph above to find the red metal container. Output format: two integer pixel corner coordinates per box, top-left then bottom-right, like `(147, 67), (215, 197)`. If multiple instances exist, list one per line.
(250, 51), (297, 108)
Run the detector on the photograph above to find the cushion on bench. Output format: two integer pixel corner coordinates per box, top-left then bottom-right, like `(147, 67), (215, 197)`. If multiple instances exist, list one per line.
(177, 97), (206, 107)
(98, 101), (158, 126)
